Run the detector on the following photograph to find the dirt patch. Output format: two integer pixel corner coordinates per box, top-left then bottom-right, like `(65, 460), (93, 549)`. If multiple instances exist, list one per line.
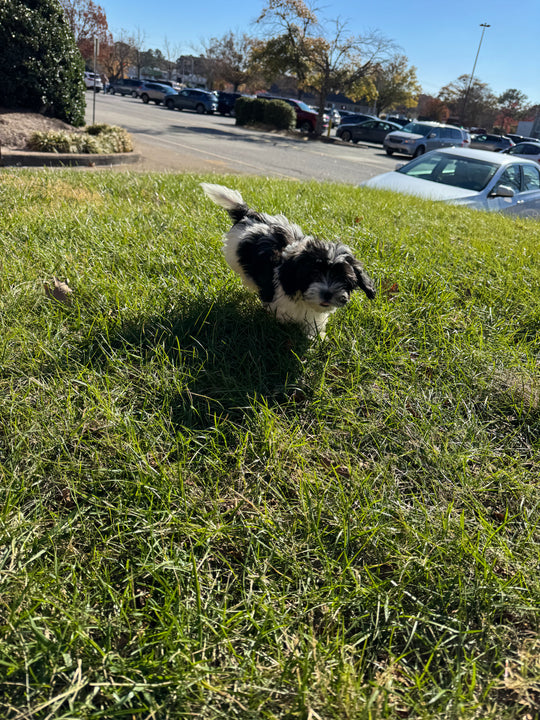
(0, 108), (79, 150)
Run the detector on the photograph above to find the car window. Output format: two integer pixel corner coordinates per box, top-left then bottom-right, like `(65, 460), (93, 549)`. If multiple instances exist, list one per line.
(398, 152), (499, 190)
(402, 123), (437, 136)
(522, 165), (540, 191)
(498, 166), (521, 192)
(363, 121), (376, 129)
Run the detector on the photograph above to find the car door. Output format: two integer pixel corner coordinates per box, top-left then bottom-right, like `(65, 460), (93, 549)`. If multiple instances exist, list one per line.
(355, 120), (376, 141)
(373, 122), (392, 143)
(485, 163), (538, 213)
(425, 128), (441, 151)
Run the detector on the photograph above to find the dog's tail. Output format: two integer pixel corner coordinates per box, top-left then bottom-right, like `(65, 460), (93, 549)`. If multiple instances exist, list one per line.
(201, 183), (249, 223)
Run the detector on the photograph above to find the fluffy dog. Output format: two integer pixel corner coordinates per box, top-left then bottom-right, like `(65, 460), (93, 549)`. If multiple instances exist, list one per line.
(201, 183), (376, 336)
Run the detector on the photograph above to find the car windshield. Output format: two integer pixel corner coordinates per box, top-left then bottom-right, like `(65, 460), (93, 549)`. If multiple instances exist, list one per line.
(397, 152), (499, 191)
(401, 122), (437, 136)
(295, 100), (314, 112)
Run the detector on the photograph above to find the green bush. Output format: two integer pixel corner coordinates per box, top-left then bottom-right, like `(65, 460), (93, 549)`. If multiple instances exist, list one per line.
(235, 97), (295, 131)
(234, 97), (255, 126)
(264, 99), (295, 130)
(0, 0), (85, 126)
(27, 125), (133, 153)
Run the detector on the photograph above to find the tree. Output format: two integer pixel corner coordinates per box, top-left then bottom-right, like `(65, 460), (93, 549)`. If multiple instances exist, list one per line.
(438, 74), (497, 128)
(0, 0), (85, 125)
(496, 88), (530, 133)
(417, 95), (449, 122)
(254, 0), (395, 133)
(203, 31), (254, 91)
(373, 54), (421, 115)
(251, 0), (318, 98)
(58, 0), (110, 62)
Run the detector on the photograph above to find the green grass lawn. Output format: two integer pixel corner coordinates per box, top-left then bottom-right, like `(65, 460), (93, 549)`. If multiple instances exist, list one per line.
(0, 169), (538, 719)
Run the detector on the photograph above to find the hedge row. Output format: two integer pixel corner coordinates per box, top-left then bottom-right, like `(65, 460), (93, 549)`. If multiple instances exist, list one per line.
(235, 98), (295, 131)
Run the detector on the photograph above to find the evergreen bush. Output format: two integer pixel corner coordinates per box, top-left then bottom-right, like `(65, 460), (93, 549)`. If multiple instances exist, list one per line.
(234, 98), (295, 131)
(0, 0), (86, 126)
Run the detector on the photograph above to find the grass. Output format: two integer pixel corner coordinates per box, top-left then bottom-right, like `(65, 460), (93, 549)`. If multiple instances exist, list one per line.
(0, 169), (538, 719)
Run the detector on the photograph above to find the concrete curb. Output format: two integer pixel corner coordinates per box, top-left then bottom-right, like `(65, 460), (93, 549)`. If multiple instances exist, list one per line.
(0, 148), (141, 168)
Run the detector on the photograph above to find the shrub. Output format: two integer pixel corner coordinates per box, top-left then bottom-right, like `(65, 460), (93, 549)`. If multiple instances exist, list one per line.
(235, 97), (295, 131)
(235, 97), (255, 126)
(263, 100), (295, 130)
(27, 125), (133, 154)
(0, 0), (86, 126)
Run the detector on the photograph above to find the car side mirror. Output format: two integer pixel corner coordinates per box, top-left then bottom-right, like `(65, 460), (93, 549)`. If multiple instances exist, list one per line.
(490, 184), (515, 198)
(427, 132), (437, 138)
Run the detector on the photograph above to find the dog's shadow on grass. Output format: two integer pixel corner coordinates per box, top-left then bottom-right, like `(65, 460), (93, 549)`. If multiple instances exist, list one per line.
(86, 290), (314, 430)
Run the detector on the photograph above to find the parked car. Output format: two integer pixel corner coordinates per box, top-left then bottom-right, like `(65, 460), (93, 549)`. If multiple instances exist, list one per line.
(166, 88), (218, 114)
(506, 134), (538, 145)
(217, 91), (244, 116)
(383, 121), (470, 157)
(258, 95), (327, 133)
(84, 71), (103, 92)
(325, 108), (341, 126)
(337, 112), (378, 126)
(108, 78), (140, 96)
(386, 115), (411, 127)
(337, 119), (402, 144)
(137, 82), (178, 105)
(502, 141), (540, 163)
(361, 147), (540, 218)
(469, 133), (514, 152)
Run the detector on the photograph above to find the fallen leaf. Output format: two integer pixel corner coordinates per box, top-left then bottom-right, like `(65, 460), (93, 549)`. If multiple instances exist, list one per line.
(44, 277), (73, 304)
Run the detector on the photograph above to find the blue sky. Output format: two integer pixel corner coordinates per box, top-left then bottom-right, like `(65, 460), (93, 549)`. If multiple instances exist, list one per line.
(103, 0), (539, 103)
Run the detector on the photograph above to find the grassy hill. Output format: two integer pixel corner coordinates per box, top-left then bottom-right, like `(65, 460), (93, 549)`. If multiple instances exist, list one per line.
(0, 170), (538, 719)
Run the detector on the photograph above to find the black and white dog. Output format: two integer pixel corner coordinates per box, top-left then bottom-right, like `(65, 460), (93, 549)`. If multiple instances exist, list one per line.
(201, 183), (376, 336)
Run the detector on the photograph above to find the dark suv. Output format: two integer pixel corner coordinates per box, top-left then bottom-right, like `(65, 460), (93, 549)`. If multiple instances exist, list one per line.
(217, 91), (244, 116)
(108, 78), (140, 97)
(166, 88), (217, 114)
(258, 95), (328, 133)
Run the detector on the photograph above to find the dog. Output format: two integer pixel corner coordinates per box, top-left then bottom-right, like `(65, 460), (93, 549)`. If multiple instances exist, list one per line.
(201, 183), (376, 336)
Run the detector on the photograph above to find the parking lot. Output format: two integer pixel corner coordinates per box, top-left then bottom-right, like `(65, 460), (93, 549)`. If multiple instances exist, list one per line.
(85, 92), (396, 182)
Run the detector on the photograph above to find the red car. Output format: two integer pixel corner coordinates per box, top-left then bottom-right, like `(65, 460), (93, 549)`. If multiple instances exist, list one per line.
(258, 95), (328, 133)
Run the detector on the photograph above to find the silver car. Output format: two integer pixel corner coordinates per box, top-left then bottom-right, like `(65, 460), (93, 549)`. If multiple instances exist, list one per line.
(361, 147), (540, 218)
(137, 82), (178, 105)
(383, 121), (470, 158)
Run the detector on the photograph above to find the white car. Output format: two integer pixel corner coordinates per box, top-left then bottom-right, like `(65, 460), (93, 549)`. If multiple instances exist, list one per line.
(84, 71), (103, 92)
(361, 148), (540, 218)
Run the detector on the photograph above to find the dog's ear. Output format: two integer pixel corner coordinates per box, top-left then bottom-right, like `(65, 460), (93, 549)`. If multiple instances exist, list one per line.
(346, 256), (376, 299)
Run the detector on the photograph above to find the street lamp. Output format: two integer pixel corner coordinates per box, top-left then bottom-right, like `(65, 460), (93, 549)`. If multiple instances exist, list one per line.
(460, 23), (490, 126)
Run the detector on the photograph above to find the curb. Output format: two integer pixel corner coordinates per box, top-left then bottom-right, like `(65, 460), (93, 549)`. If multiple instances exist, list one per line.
(0, 149), (141, 168)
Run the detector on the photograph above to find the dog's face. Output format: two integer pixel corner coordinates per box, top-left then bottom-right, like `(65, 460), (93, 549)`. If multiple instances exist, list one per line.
(278, 239), (375, 312)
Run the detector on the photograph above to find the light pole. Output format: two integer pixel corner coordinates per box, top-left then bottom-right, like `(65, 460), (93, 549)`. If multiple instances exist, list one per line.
(460, 23), (490, 126)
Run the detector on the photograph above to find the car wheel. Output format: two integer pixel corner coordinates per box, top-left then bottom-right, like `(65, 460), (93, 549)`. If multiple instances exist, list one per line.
(385, 148), (394, 156)
(141, 94), (149, 103)
(166, 99), (175, 110)
(340, 130), (352, 142)
(131, 91), (138, 98)
(300, 121), (313, 133)
(413, 145), (425, 157)
(110, 88), (116, 95)
(196, 104), (205, 114)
